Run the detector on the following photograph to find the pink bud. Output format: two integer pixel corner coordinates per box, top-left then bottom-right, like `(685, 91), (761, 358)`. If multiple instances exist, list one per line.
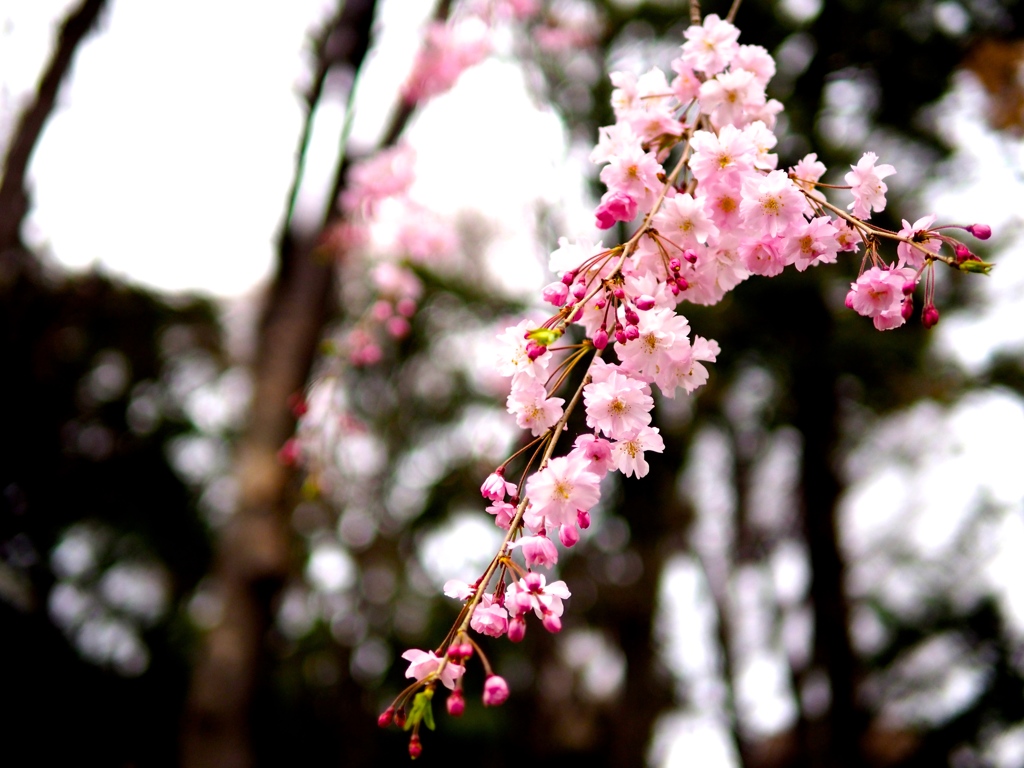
(526, 341), (546, 360)
(669, 282), (680, 296)
(386, 316), (410, 339)
(458, 642), (474, 659)
(635, 294), (656, 311)
(542, 612), (562, 633)
(378, 707), (395, 728)
(902, 280), (916, 295)
(542, 281), (569, 307)
(684, 250), (698, 264)
(524, 572), (543, 591)
(614, 328), (628, 345)
(480, 471), (508, 502)
(901, 296), (914, 320)
(371, 300), (393, 321)
(624, 307), (639, 326)
(561, 269), (576, 285)
(508, 615), (526, 642)
(396, 297), (417, 317)
(559, 524), (580, 547)
(669, 257), (682, 272)
(483, 675), (510, 707)
(409, 734), (422, 759)
(577, 509), (591, 529)
(447, 690), (465, 717)
(922, 304), (940, 329)
(676, 277), (689, 291)
(954, 243), (973, 263)
(612, 286), (625, 300)
(967, 223), (992, 240)
(845, 291), (855, 310)
(572, 281), (587, 300)
(593, 328), (609, 350)
(625, 325), (640, 341)
(394, 709), (407, 728)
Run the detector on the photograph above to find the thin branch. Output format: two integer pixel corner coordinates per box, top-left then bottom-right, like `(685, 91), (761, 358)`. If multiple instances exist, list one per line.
(0, 0), (108, 251)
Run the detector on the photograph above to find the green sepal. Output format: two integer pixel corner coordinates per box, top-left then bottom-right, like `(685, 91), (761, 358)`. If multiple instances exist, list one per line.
(527, 328), (562, 347)
(959, 259), (994, 275)
(406, 689), (436, 732)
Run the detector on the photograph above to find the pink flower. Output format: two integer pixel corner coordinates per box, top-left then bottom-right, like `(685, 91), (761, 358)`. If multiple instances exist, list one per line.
(897, 215), (940, 269)
(652, 192), (720, 250)
(845, 152), (896, 220)
(471, 595), (509, 638)
(611, 426), (666, 478)
(511, 535), (559, 568)
(569, 433), (615, 477)
(506, 572), (571, 622)
(595, 190), (639, 229)
(506, 376), (564, 436)
(483, 675), (510, 707)
(480, 470), (515, 502)
(524, 454), (601, 530)
(583, 369), (654, 439)
(681, 13), (740, 75)
(846, 266), (916, 331)
(740, 170), (809, 238)
(401, 648), (465, 690)
(486, 500), (515, 530)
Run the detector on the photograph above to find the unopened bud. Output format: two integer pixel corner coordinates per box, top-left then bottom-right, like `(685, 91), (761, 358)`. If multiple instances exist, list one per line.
(572, 281), (587, 300)
(409, 733), (422, 759)
(593, 328), (609, 350)
(447, 690), (465, 717)
(676, 277), (689, 291)
(625, 325), (640, 341)
(483, 675), (510, 707)
(508, 615), (526, 643)
(684, 250), (698, 264)
(394, 709), (407, 728)
(577, 509), (591, 529)
(954, 243), (973, 263)
(526, 341), (546, 360)
(967, 223), (992, 240)
(615, 328), (628, 345)
(624, 307), (640, 326)
(559, 524), (580, 547)
(668, 257), (682, 272)
(561, 269), (576, 285)
(378, 706), (395, 728)
(902, 280), (916, 295)
(901, 296), (914, 320)
(542, 612), (563, 634)
(635, 294), (656, 311)
(922, 304), (940, 329)
(612, 286), (625, 300)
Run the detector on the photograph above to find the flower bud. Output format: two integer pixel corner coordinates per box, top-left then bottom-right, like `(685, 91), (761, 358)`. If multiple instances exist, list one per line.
(635, 294), (656, 311)
(676, 277), (689, 291)
(508, 615), (526, 642)
(577, 509), (591, 529)
(954, 243), (973, 263)
(684, 250), (698, 264)
(447, 689), (465, 717)
(625, 325), (640, 341)
(922, 304), (940, 329)
(967, 223), (992, 240)
(542, 612), (562, 633)
(378, 706), (395, 728)
(483, 675), (510, 707)
(542, 281), (569, 307)
(901, 296), (914, 320)
(409, 733), (422, 759)
(612, 286), (625, 300)
(394, 709), (407, 728)
(572, 281), (588, 300)
(559, 524), (580, 547)
(561, 269), (576, 285)
(614, 327), (628, 345)
(901, 280), (916, 296)
(624, 307), (640, 326)
(593, 328), (609, 350)
(668, 257), (682, 272)
(526, 340), (546, 360)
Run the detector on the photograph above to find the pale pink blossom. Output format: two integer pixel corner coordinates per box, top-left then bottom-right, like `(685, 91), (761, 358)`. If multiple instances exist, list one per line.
(402, 648), (465, 690)
(471, 595), (509, 638)
(524, 454), (601, 530)
(845, 152), (896, 220)
(505, 572), (571, 623)
(897, 215), (940, 269)
(483, 674), (510, 706)
(611, 426), (666, 478)
(846, 266), (916, 331)
(652, 192), (720, 250)
(583, 369), (654, 438)
(402, 19), (490, 103)
(681, 13), (740, 75)
(740, 170), (809, 237)
(506, 376), (564, 436)
(510, 535), (559, 568)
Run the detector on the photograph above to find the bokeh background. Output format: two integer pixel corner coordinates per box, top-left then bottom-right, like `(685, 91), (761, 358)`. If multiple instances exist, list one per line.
(3, 1), (1024, 766)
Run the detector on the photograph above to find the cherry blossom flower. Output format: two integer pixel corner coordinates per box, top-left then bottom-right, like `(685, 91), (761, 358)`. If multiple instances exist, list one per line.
(845, 152), (896, 220)
(402, 649), (465, 690)
(471, 595), (509, 637)
(611, 426), (666, 478)
(523, 454), (601, 530)
(897, 215), (941, 269)
(506, 377), (564, 436)
(680, 13), (740, 75)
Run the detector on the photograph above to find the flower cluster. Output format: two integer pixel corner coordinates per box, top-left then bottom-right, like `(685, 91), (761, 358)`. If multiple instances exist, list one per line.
(357, 7), (994, 761)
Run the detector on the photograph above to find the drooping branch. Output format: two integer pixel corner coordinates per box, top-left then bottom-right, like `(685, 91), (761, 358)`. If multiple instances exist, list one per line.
(0, 0), (108, 252)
